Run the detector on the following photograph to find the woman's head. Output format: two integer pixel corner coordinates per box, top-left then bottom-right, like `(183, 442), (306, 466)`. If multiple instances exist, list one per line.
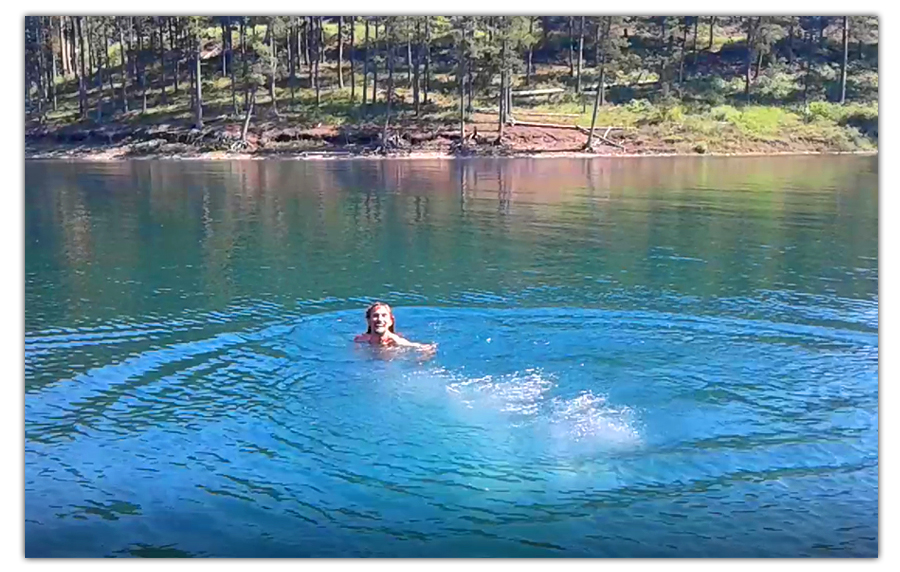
(365, 302), (396, 335)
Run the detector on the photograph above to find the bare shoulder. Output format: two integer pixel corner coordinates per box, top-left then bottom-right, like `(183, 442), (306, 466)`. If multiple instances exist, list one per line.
(354, 334), (371, 343)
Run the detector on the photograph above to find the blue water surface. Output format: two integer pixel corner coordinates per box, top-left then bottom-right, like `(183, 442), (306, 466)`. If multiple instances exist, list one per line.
(25, 157), (878, 557)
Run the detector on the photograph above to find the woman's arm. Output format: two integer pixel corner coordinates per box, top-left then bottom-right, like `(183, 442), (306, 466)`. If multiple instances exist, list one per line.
(388, 333), (437, 351)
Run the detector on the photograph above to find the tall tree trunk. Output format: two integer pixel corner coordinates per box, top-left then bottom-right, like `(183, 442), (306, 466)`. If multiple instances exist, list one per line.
(221, 20), (228, 77)
(586, 18), (611, 149)
(76, 16), (87, 119)
(157, 19), (167, 106)
(288, 20), (295, 107)
(59, 16), (69, 76)
(69, 17), (79, 78)
(413, 19), (420, 116)
(241, 20), (248, 109)
(372, 21), (378, 104)
(744, 17), (755, 99)
(803, 30), (812, 105)
(526, 17), (534, 86)
(787, 20), (795, 64)
(691, 17), (699, 65)
(458, 30), (465, 143)
(423, 17), (430, 105)
(362, 18), (369, 106)
(170, 17), (179, 94)
(50, 17), (58, 110)
(301, 18), (308, 66)
(35, 18), (47, 113)
(306, 18), (314, 92)
(567, 17), (575, 77)
(754, 50), (763, 80)
(678, 19), (688, 85)
(229, 19), (237, 114)
(137, 21), (147, 113)
(314, 18), (321, 107)
(318, 16), (325, 64)
(337, 16), (344, 89)
(267, 21), (279, 117)
(406, 24), (412, 87)
(839, 16), (849, 104)
(194, 25), (203, 128)
(117, 19), (129, 112)
(576, 16), (584, 92)
(87, 18), (94, 79)
(498, 31), (507, 141)
(382, 20), (394, 147)
(708, 16), (716, 51)
(350, 16), (356, 101)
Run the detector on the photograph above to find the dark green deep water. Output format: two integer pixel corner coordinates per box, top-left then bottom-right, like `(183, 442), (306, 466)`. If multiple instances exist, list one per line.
(25, 156), (877, 557)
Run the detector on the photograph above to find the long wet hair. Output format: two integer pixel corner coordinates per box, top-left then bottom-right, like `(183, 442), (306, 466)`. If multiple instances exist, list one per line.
(365, 302), (396, 334)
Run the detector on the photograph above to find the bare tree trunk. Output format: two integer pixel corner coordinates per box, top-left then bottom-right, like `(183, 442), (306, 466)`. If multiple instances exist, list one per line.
(372, 21), (378, 104)
(229, 19), (237, 114)
(576, 16), (584, 92)
(337, 16), (344, 89)
(241, 86), (256, 142)
(76, 16), (87, 119)
(169, 18), (179, 94)
(268, 21), (279, 117)
(586, 19), (611, 149)
(350, 16), (356, 101)
(306, 18), (314, 93)
(288, 19), (295, 107)
(803, 30), (812, 105)
(382, 20), (394, 147)
(498, 33), (507, 141)
(754, 50), (763, 80)
(678, 18), (688, 85)
(50, 17), (59, 110)
(423, 17), (430, 105)
(87, 18), (94, 78)
(406, 24), (412, 87)
(241, 20), (249, 109)
(691, 17), (699, 65)
(787, 20), (795, 64)
(314, 18), (321, 107)
(301, 17), (309, 66)
(157, 19), (167, 106)
(528, 17), (537, 84)
(117, 19), (129, 112)
(59, 16), (69, 76)
(413, 19), (420, 116)
(458, 35), (465, 143)
(567, 17), (575, 77)
(839, 16), (849, 104)
(708, 16), (716, 50)
(744, 17), (756, 99)
(363, 18), (369, 106)
(194, 25), (203, 128)
(69, 17), (79, 78)
(221, 20), (228, 77)
(137, 20), (147, 114)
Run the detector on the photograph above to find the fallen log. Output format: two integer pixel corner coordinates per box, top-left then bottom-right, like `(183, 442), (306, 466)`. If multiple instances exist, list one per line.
(511, 88), (566, 97)
(574, 125), (626, 149)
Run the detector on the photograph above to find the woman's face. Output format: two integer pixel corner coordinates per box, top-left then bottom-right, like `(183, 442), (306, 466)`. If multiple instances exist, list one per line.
(368, 305), (393, 335)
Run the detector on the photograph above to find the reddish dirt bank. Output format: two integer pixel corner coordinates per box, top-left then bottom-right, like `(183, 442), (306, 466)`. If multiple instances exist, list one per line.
(25, 113), (875, 161)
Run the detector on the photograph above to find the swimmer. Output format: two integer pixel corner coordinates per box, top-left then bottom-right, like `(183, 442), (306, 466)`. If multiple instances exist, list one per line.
(354, 302), (436, 351)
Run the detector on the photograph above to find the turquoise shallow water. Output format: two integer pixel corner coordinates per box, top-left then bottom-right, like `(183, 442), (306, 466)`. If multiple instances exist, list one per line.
(25, 157), (877, 557)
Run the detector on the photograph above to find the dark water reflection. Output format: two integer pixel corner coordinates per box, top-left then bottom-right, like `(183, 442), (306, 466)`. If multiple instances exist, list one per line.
(25, 156), (877, 557)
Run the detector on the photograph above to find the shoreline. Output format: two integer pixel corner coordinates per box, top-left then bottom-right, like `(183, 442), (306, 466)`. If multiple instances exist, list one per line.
(24, 144), (878, 162)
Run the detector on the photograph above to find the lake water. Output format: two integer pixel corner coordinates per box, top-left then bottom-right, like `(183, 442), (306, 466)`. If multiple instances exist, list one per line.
(24, 156), (878, 557)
